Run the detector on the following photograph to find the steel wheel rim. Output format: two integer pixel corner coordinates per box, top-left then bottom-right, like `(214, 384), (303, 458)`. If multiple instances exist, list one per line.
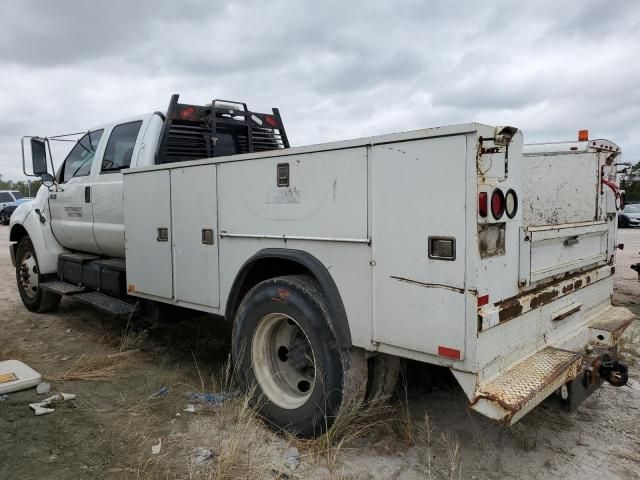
(251, 312), (316, 409)
(19, 252), (39, 299)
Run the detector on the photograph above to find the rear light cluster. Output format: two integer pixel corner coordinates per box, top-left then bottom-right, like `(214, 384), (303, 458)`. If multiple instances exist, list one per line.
(479, 188), (518, 220)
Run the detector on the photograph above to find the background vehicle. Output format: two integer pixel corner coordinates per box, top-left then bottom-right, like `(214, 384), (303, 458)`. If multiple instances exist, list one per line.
(618, 203), (640, 228)
(0, 198), (32, 225)
(9, 98), (633, 436)
(0, 190), (25, 209)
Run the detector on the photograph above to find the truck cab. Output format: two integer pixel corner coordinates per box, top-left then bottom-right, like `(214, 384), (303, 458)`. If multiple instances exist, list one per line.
(47, 113), (163, 257)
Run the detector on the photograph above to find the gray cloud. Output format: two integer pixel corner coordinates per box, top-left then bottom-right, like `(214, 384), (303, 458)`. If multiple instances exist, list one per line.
(1, 0), (639, 180)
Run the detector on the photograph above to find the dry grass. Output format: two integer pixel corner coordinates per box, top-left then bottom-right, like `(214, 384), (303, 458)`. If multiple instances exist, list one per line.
(297, 395), (396, 473)
(50, 349), (140, 381)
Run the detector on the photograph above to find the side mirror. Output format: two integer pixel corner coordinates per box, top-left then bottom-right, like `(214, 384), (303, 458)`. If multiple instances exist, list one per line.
(41, 173), (55, 188)
(31, 138), (48, 175)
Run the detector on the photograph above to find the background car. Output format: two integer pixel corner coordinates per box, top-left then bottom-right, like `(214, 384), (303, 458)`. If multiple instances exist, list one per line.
(618, 203), (640, 228)
(0, 198), (31, 225)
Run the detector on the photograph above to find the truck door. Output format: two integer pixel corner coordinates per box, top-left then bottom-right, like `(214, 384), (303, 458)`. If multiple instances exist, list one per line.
(49, 130), (104, 254)
(91, 119), (144, 258)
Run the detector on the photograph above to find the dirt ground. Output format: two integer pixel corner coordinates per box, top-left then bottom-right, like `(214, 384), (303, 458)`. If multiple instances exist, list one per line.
(0, 226), (639, 480)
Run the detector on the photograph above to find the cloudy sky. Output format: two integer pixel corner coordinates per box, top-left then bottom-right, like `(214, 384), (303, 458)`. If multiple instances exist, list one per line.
(1, 0), (638, 180)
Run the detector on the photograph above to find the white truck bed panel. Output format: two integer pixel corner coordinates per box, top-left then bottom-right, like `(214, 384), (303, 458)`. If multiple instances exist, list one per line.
(218, 148), (368, 240)
(371, 137), (468, 357)
(124, 170), (173, 298)
(171, 165), (220, 308)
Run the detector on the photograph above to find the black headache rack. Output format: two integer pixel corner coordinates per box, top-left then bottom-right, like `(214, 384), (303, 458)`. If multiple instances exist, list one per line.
(156, 94), (290, 164)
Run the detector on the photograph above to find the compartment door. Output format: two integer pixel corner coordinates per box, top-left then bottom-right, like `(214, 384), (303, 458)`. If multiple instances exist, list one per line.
(171, 165), (220, 308)
(372, 137), (467, 358)
(124, 170), (173, 298)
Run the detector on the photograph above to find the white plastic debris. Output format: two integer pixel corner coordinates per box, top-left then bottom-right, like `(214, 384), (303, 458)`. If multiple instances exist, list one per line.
(284, 446), (300, 470)
(0, 394), (8, 402)
(193, 447), (214, 464)
(30, 404), (55, 416)
(28, 392), (76, 415)
(151, 438), (162, 454)
(183, 403), (200, 413)
(0, 360), (42, 395)
(36, 382), (51, 395)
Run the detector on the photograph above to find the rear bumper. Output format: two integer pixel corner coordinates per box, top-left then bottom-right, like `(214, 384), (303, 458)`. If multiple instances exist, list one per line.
(469, 306), (634, 424)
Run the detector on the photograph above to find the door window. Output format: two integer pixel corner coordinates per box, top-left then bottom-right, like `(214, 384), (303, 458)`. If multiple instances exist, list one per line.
(58, 130), (104, 183)
(0, 192), (13, 202)
(11, 191), (24, 200)
(101, 121), (142, 172)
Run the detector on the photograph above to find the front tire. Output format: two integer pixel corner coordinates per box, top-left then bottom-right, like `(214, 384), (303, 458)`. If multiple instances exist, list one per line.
(232, 274), (366, 437)
(15, 237), (61, 313)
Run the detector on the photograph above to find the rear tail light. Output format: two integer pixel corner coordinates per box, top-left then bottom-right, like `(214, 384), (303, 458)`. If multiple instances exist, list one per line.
(477, 294), (489, 308)
(505, 189), (518, 219)
(478, 192), (488, 217)
(491, 189), (505, 220)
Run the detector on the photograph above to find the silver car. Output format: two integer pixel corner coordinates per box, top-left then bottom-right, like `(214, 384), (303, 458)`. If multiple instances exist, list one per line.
(618, 203), (640, 228)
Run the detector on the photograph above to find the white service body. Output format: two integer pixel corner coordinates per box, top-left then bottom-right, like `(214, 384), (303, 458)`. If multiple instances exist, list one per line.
(10, 115), (633, 424)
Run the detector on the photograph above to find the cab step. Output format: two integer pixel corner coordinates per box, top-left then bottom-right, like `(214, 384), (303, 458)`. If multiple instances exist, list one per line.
(40, 281), (86, 296)
(470, 346), (582, 424)
(73, 292), (136, 316)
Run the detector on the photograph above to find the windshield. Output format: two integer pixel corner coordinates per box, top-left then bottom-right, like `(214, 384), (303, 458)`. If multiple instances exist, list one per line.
(624, 204), (640, 213)
(11, 191), (23, 199)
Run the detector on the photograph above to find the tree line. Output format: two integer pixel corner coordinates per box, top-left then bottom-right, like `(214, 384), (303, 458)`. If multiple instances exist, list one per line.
(0, 174), (42, 197)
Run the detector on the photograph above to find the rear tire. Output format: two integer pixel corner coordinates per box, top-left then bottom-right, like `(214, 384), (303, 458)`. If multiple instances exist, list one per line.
(232, 274), (366, 437)
(15, 237), (61, 313)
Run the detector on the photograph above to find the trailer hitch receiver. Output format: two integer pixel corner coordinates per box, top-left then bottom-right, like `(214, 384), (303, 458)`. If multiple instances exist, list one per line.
(598, 360), (629, 387)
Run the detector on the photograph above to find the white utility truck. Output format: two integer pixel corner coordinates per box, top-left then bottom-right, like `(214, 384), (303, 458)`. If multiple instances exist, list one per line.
(11, 95), (633, 436)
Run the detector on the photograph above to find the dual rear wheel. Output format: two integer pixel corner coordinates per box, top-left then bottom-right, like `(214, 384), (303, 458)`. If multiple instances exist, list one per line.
(232, 274), (399, 437)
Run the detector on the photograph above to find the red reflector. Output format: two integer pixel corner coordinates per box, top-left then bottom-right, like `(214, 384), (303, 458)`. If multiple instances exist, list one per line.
(438, 346), (461, 360)
(477, 294), (489, 308)
(180, 106), (195, 119)
(478, 192), (488, 217)
(578, 129), (589, 141)
(491, 189), (505, 220)
(265, 115), (277, 127)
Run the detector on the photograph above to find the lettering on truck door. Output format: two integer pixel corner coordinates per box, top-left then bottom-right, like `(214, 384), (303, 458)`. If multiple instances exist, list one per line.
(49, 130), (104, 254)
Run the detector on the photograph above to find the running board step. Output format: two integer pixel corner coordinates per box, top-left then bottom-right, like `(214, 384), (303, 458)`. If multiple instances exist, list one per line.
(40, 281), (86, 296)
(73, 292), (136, 316)
(470, 346), (582, 424)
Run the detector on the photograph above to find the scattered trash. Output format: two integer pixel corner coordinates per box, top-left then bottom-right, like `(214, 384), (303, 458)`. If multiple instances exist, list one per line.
(29, 392), (77, 416)
(148, 386), (169, 400)
(283, 446), (300, 470)
(185, 391), (239, 406)
(0, 394), (8, 402)
(151, 438), (162, 455)
(30, 404), (55, 416)
(60, 356), (71, 361)
(183, 403), (202, 413)
(0, 360), (42, 394)
(36, 382), (51, 395)
(192, 447), (215, 464)
(66, 329), (71, 333)
(271, 469), (298, 480)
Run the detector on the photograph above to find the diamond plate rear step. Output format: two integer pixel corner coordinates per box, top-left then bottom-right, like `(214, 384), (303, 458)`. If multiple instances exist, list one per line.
(470, 346), (582, 424)
(73, 292), (136, 316)
(40, 281), (86, 296)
